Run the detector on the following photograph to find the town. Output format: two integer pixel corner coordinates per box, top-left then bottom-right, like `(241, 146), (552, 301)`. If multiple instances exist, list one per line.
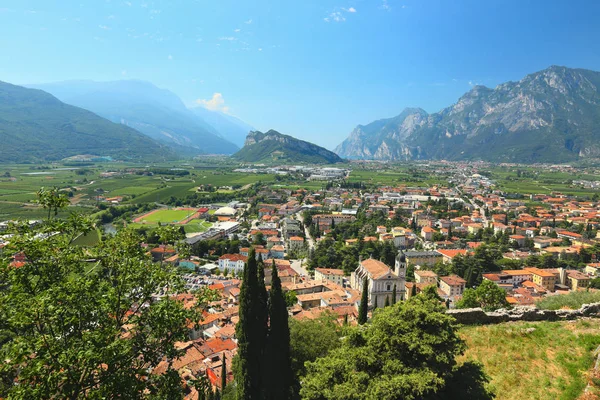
(3, 160), (600, 398)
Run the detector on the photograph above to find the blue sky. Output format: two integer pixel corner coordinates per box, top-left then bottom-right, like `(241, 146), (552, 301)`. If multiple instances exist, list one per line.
(2, 0), (600, 149)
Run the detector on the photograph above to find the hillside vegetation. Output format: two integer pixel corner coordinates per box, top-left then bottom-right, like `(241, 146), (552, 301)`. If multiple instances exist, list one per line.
(0, 81), (173, 162)
(459, 319), (600, 400)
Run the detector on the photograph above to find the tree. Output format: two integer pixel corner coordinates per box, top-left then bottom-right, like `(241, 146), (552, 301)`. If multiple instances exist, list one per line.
(411, 283), (417, 297)
(456, 280), (509, 311)
(391, 283), (397, 304)
(221, 353), (227, 392)
(300, 294), (492, 400)
(36, 186), (70, 219)
(284, 290), (298, 307)
(234, 248), (265, 400)
(384, 296), (390, 307)
(358, 277), (369, 324)
(0, 214), (214, 398)
(289, 312), (342, 378)
(264, 263), (293, 399)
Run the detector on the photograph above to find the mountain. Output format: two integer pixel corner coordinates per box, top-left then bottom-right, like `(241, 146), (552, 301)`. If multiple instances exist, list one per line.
(234, 130), (344, 164)
(189, 106), (254, 148)
(27, 80), (239, 155)
(0, 81), (173, 162)
(336, 66), (600, 162)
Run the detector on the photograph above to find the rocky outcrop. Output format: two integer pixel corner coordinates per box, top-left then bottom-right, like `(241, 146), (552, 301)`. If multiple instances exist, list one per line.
(448, 302), (600, 325)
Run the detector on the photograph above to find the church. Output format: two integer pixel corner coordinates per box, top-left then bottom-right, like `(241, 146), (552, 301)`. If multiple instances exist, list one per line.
(350, 251), (406, 308)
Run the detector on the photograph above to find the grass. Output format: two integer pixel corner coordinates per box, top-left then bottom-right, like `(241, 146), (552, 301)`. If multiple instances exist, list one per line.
(182, 220), (213, 234)
(536, 291), (600, 311)
(138, 209), (196, 224)
(459, 319), (600, 400)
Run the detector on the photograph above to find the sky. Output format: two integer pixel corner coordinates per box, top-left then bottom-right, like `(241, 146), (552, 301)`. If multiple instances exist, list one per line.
(2, 0), (600, 150)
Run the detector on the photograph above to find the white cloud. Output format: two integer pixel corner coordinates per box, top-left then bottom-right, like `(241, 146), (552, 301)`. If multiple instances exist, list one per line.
(219, 36), (236, 41)
(234, 28), (241, 32)
(325, 11), (345, 22)
(196, 37), (203, 42)
(168, 54), (173, 60)
(244, 19), (252, 24)
(381, 0), (391, 10)
(107, 14), (115, 19)
(121, 70), (127, 76)
(258, 48), (262, 51)
(195, 93), (230, 113)
(344, 7), (357, 12)
(99, 24), (111, 30)
(124, 1), (132, 6)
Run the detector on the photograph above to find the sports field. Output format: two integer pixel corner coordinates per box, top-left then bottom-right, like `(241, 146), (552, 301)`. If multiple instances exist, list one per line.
(134, 208), (200, 225)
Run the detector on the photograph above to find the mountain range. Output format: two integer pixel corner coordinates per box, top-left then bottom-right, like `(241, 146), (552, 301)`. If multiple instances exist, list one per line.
(234, 130), (343, 164)
(335, 66), (600, 162)
(27, 80), (253, 155)
(0, 81), (172, 162)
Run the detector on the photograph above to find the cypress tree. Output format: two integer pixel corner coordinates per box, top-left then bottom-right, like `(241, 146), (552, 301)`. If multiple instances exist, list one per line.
(374, 296), (378, 309)
(234, 248), (263, 400)
(411, 283), (417, 297)
(358, 277), (369, 324)
(264, 262), (293, 399)
(221, 353), (227, 391)
(384, 296), (390, 307)
(391, 284), (397, 304)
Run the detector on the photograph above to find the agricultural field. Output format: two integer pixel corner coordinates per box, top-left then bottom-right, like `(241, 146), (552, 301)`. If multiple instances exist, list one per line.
(459, 319), (600, 400)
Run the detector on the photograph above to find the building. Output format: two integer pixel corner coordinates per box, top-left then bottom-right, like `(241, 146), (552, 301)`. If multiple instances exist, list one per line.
(565, 270), (590, 291)
(218, 254), (248, 274)
(421, 226), (436, 241)
(350, 252), (406, 307)
(270, 245), (285, 259)
(525, 268), (557, 291)
(404, 251), (443, 267)
(439, 275), (466, 298)
(288, 236), (304, 252)
(436, 249), (469, 264)
(314, 268), (345, 286)
(414, 270), (438, 285)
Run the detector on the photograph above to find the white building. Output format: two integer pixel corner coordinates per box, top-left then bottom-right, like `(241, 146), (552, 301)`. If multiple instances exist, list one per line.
(350, 252), (406, 307)
(218, 254), (248, 274)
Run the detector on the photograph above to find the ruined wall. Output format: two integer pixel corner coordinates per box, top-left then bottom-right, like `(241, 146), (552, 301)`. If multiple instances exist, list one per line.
(447, 302), (600, 325)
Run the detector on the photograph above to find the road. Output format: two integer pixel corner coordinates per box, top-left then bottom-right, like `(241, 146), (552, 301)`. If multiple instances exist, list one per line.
(295, 211), (315, 250)
(290, 258), (309, 277)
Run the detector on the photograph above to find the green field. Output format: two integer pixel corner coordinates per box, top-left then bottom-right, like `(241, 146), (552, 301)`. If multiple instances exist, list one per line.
(182, 220), (213, 234)
(138, 209), (196, 224)
(460, 319), (600, 400)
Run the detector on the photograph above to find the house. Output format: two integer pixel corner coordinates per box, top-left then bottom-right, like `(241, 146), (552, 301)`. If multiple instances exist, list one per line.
(586, 263), (600, 276)
(566, 270), (590, 291)
(421, 226), (436, 241)
(509, 235), (526, 247)
(404, 251), (443, 267)
(314, 268), (345, 286)
(438, 275), (466, 299)
(218, 254), (248, 274)
(436, 249), (469, 264)
(269, 245), (285, 259)
(414, 270), (438, 285)
(524, 268), (557, 292)
(288, 236), (304, 252)
(350, 252), (406, 307)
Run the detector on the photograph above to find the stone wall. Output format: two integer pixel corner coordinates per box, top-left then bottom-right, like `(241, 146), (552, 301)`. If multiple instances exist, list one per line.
(447, 302), (600, 325)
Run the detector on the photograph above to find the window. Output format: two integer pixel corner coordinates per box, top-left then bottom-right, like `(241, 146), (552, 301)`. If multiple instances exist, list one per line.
(387, 285), (391, 291)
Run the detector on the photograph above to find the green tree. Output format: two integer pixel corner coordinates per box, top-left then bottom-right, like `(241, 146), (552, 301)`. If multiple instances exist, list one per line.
(0, 216), (214, 398)
(221, 353), (227, 392)
(456, 280), (509, 311)
(300, 294), (491, 400)
(234, 248), (265, 400)
(358, 277), (369, 324)
(289, 312), (342, 379)
(36, 186), (70, 219)
(264, 263), (293, 399)
(391, 283), (397, 304)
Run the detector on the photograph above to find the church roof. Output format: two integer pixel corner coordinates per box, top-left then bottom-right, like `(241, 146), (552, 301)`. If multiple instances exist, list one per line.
(360, 259), (394, 280)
